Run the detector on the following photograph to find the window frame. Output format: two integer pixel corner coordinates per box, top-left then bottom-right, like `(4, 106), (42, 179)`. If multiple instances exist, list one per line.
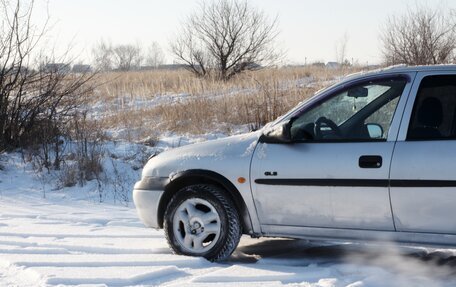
(288, 75), (412, 143)
(398, 71), (456, 142)
(406, 75), (456, 141)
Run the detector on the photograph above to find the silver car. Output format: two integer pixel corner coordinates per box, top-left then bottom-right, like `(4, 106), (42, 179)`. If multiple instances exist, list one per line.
(134, 65), (456, 261)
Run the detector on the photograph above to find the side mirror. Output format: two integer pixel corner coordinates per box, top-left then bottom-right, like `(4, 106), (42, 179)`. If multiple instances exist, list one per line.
(366, 123), (383, 139)
(259, 120), (293, 143)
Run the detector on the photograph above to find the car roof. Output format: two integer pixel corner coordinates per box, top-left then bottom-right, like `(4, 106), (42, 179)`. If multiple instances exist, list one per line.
(271, 64), (456, 126)
(379, 64), (456, 73)
(343, 64), (456, 82)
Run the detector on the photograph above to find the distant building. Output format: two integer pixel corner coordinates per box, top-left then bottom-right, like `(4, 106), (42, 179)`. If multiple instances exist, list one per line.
(42, 63), (71, 74)
(138, 64), (188, 71)
(157, 64), (189, 70)
(326, 62), (341, 69)
(72, 64), (92, 73)
(312, 62), (326, 67)
(8, 66), (33, 75)
(242, 62), (262, 71)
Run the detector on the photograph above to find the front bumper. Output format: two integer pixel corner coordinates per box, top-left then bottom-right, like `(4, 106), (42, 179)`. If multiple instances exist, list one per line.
(133, 177), (168, 229)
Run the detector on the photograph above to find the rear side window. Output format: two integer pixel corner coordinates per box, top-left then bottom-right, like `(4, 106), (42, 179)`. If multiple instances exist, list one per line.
(407, 75), (456, 140)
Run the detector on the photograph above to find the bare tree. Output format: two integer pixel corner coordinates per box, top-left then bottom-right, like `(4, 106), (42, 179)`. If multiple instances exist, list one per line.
(112, 44), (143, 71)
(335, 33), (349, 65)
(92, 39), (113, 71)
(171, 0), (280, 80)
(381, 5), (456, 65)
(145, 42), (164, 67)
(0, 0), (94, 160)
(92, 41), (145, 71)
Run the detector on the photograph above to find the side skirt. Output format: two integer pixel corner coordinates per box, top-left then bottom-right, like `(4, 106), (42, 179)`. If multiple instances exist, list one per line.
(261, 225), (456, 248)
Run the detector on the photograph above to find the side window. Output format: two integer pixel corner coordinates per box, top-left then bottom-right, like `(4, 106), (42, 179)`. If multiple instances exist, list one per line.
(366, 97), (400, 135)
(407, 75), (456, 141)
(290, 77), (407, 142)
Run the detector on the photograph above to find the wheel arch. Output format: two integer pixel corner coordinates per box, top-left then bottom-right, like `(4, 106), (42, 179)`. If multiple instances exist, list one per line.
(157, 169), (254, 235)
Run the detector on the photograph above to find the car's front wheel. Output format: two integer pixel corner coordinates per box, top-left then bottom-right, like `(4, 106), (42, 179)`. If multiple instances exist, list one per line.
(163, 184), (242, 261)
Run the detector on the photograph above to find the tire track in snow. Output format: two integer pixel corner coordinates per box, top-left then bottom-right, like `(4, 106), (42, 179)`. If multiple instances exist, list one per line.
(0, 231), (161, 238)
(0, 197), (216, 286)
(4, 191), (456, 286)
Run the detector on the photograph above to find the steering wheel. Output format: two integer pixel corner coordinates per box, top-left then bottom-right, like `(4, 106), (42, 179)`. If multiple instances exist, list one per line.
(314, 116), (342, 139)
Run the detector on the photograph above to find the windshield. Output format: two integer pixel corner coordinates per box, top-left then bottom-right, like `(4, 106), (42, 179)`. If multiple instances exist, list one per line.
(263, 80), (340, 129)
(296, 85), (391, 126)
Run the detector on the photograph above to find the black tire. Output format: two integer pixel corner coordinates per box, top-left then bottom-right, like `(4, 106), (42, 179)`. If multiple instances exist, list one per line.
(163, 184), (242, 261)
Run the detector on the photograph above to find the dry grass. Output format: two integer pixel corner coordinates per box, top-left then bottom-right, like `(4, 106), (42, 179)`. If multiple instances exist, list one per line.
(90, 66), (366, 141)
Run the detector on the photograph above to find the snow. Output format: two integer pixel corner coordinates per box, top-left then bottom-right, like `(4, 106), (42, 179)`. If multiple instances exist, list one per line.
(256, 143), (268, 160)
(2, 138), (456, 286)
(242, 140), (258, 158)
(89, 93), (192, 120)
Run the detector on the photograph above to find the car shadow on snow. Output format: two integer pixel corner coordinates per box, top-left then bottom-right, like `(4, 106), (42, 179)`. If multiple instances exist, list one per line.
(227, 237), (456, 282)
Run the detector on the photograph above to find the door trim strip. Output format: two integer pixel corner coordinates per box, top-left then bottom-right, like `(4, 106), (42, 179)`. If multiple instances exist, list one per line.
(254, 178), (456, 187)
(254, 178), (388, 187)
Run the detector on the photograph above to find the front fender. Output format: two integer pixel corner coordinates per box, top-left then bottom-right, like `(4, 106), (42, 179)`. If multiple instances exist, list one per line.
(157, 169), (260, 236)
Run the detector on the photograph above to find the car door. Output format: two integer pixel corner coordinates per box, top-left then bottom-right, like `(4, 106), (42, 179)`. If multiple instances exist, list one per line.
(390, 72), (456, 234)
(251, 74), (414, 233)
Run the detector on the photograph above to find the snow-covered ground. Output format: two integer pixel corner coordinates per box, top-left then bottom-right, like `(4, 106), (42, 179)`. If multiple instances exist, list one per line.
(2, 142), (456, 286)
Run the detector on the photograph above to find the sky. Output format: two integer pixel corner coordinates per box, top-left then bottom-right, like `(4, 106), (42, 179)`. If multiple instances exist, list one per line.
(31, 0), (454, 65)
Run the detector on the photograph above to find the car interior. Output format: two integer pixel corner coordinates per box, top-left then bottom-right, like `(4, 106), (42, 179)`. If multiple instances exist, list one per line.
(407, 75), (456, 140)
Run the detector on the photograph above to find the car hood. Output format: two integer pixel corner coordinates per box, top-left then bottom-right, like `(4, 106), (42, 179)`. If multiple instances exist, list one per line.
(142, 131), (262, 178)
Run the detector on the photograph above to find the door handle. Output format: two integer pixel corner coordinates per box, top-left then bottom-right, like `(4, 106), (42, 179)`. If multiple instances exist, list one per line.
(359, 155), (382, 168)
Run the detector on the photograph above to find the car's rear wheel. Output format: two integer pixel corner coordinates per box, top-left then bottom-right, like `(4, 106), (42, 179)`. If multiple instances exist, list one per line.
(163, 184), (241, 261)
